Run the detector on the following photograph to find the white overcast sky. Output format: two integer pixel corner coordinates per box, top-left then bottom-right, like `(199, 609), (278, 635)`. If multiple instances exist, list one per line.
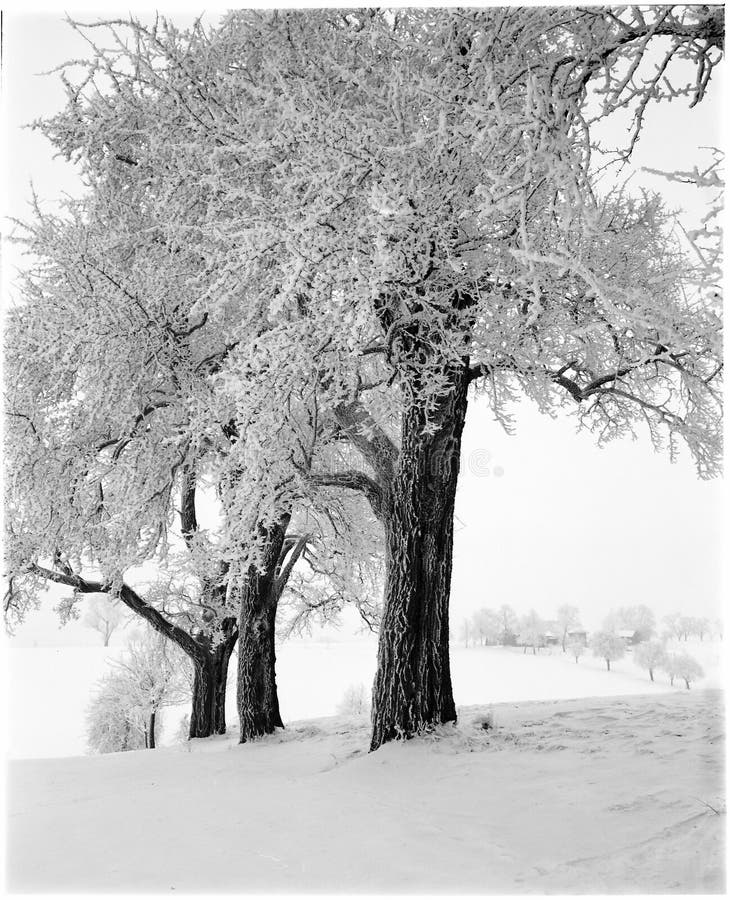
(1, 9), (725, 645)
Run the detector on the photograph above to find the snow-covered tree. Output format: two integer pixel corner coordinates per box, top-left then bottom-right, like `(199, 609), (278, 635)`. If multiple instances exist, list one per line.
(633, 640), (667, 682)
(8, 8), (722, 750)
(498, 605), (519, 645)
(114, 629), (191, 748)
(472, 608), (502, 646)
(662, 613), (684, 642)
(82, 593), (126, 646)
(567, 638), (586, 664)
(604, 605), (656, 641)
(556, 605), (582, 653)
(672, 652), (705, 689)
(518, 610), (544, 656)
(678, 616), (696, 641)
(590, 631), (626, 671)
(693, 617), (711, 641)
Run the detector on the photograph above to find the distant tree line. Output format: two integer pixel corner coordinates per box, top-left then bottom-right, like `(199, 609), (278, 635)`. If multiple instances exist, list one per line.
(456, 603), (721, 651)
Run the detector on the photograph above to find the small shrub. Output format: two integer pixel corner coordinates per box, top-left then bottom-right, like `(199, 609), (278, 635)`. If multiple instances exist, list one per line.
(176, 713), (191, 743)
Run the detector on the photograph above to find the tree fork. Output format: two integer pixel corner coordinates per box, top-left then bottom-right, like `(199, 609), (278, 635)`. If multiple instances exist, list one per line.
(237, 521), (289, 742)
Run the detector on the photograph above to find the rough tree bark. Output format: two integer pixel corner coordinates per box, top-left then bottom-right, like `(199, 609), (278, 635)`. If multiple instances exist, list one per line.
(237, 523), (287, 742)
(237, 521), (307, 742)
(189, 617), (238, 738)
(369, 366), (469, 751)
(148, 710), (156, 749)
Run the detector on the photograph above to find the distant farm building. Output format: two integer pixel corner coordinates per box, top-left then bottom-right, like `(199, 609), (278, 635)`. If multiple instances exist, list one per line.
(618, 629), (640, 646)
(567, 629), (588, 647)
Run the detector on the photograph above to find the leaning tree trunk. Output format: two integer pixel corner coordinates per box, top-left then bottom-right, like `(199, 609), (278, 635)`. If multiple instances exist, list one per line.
(237, 523), (288, 742)
(149, 711), (156, 749)
(370, 367), (469, 751)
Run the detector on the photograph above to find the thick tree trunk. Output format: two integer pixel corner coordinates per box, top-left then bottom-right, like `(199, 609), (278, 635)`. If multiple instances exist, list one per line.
(188, 619), (238, 739)
(190, 659), (217, 738)
(212, 632), (236, 733)
(606, 659), (611, 671)
(237, 523), (287, 742)
(649, 669), (654, 682)
(370, 369), (468, 751)
(149, 711), (156, 749)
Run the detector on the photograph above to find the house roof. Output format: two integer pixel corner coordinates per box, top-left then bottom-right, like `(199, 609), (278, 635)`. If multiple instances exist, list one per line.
(618, 629), (637, 638)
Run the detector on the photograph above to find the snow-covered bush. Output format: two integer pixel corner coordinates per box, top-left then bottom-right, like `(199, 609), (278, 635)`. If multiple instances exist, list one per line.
(337, 683), (371, 718)
(590, 631), (625, 671)
(176, 714), (191, 744)
(633, 641), (667, 682)
(86, 673), (148, 754)
(86, 630), (191, 752)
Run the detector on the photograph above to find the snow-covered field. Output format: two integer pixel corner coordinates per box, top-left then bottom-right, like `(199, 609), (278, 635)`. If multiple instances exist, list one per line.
(7, 689), (724, 893)
(5, 636), (723, 758)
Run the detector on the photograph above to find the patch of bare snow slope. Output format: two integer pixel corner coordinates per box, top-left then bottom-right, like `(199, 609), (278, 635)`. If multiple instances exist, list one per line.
(7, 690), (724, 893)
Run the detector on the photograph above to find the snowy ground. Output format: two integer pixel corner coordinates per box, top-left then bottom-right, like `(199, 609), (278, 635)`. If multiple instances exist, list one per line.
(7, 689), (724, 893)
(6, 637), (723, 758)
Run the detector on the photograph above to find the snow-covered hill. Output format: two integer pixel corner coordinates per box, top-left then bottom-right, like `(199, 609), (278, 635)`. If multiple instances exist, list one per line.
(6, 638), (722, 759)
(7, 690), (724, 893)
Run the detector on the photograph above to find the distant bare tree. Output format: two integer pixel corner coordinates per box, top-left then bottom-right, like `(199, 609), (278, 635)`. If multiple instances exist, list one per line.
(556, 605), (582, 652)
(83, 594), (125, 646)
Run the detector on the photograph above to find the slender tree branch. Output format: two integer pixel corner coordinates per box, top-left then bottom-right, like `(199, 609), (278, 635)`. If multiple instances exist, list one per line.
(275, 534), (309, 596)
